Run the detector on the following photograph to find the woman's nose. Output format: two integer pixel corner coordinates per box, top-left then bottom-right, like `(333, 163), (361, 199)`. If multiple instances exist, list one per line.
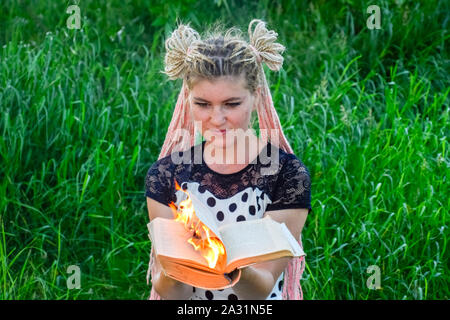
(210, 107), (226, 125)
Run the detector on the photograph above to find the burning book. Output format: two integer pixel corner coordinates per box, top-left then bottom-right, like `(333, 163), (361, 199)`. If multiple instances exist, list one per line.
(147, 180), (305, 290)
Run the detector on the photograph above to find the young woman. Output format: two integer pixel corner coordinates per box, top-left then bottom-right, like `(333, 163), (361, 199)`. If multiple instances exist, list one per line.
(145, 19), (312, 300)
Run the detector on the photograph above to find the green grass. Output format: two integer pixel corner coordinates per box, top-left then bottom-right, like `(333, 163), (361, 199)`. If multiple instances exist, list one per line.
(0, 0), (448, 299)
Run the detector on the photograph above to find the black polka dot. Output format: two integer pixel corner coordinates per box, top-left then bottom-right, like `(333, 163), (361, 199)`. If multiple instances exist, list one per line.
(193, 287), (196, 292)
(216, 211), (224, 221)
(278, 280), (284, 291)
(207, 197), (216, 207)
(241, 193), (248, 202)
(229, 203), (237, 212)
(228, 294), (238, 300)
(236, 215), (246, 222)
(249, 205), (256, 215)
(270, 293), (277, 298)
(261, 193), (265, 200)
(182, 183), (188, 191)
(205, 290), (214, 300)
(257, 202), (261, 212)
(198, 185), (207, 193)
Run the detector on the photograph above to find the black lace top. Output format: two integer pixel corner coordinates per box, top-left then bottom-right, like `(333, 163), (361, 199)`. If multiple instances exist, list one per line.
(144, 140), (312, 300)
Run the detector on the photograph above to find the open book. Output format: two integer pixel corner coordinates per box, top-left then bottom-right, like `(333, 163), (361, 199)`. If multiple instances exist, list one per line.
(148, 192), (305, 290)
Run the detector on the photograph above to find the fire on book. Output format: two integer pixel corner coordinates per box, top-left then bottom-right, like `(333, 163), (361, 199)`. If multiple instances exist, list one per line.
(168, 179), (226, 270)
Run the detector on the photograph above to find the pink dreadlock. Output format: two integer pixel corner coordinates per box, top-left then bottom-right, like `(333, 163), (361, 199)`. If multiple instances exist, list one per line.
(147, 19), (306, 300)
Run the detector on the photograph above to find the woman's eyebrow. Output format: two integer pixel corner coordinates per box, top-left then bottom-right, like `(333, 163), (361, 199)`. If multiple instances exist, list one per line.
(193, 96), (243, 102)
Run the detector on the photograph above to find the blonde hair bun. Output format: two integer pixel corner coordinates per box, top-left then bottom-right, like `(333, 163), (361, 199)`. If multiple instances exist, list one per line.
(164, 23), (201, 80)
(248, 19), (285, 71)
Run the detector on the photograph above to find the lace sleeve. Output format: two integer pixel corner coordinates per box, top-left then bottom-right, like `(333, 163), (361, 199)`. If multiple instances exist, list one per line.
(266, 154), (312, 213)
(144, 157), (174, 207)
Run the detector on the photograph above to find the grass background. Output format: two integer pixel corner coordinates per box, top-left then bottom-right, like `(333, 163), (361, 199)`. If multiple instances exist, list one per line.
(0, 0), (448, 299)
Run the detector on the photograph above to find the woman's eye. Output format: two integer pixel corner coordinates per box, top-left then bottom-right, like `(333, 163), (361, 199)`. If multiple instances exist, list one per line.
(194, 102), (241, 107)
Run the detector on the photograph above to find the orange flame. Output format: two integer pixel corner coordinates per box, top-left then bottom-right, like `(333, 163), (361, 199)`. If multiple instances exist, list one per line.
(169, 180), (226, 269)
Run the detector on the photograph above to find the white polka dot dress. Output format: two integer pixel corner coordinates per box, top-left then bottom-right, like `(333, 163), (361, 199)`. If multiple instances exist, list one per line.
(145, 141), (312, 300)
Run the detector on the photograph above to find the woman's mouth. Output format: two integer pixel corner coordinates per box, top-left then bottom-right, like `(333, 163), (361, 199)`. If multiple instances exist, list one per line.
(211, 129), (227, 135)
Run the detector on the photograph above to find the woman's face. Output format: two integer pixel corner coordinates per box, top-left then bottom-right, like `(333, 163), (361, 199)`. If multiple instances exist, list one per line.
(189, 75), (259, 150)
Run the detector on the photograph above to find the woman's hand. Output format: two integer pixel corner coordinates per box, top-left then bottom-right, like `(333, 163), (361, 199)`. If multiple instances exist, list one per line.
(229, 262), (289, 300)
(152, 255), (194, 300)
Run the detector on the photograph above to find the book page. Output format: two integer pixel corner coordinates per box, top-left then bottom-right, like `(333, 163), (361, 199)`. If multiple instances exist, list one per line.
(188, 191), (222, 242)
(279, 222), (305, 257)
(148, 218), (210, 269)
(219, 217), (305, 269)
